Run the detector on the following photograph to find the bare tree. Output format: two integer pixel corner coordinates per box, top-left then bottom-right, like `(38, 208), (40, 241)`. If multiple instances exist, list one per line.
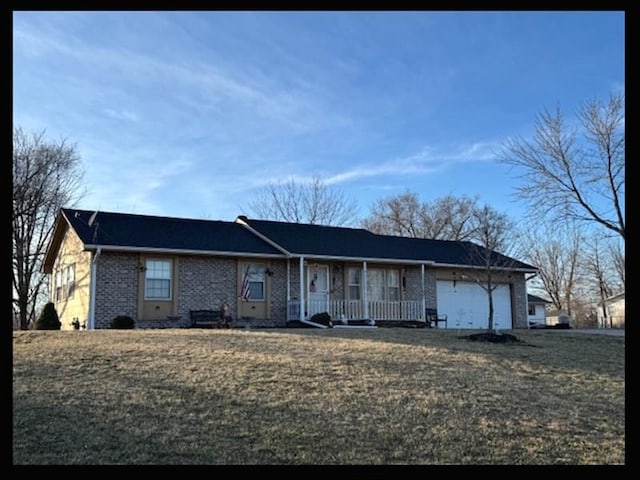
(513, 222), (583, 317)
(462, 204), (516, 333)
(246, 176), (358, 226)
(362, 191), (479, 240)
(583, 237), (615, 328)
(607, 238), (625, 291)
(13, 127), (84, 330)
(501, 92), (625, 243)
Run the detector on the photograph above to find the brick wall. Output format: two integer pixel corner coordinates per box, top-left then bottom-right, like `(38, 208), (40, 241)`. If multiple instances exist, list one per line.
(403, 266), (436, 306)
(511, 274), (528, 328)
(94, 252), (138, 329)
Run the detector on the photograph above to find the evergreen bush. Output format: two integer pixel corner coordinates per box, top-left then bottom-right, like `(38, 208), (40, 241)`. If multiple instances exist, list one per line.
(111, 315), (135, 329)
(34, 302), (61, 330)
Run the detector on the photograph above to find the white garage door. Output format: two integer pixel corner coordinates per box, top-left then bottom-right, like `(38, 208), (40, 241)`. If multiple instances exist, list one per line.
(436, 280), (512, 329)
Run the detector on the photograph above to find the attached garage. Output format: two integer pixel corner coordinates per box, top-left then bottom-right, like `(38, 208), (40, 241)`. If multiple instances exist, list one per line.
(436, 280), (513, 329)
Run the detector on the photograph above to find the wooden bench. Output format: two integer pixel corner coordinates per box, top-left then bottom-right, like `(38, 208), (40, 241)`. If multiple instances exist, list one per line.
(189, 309), (232, 328)
(425, 308), (448, 328)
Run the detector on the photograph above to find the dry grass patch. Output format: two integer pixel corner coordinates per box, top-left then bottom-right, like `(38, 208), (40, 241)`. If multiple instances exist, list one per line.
(12, 328), (624, 465)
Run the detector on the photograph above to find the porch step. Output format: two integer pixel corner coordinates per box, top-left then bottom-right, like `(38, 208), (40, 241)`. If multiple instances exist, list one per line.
(333, 319), (376, 327)
(375, 320), (428, 328)
(333, 325), (378, 329)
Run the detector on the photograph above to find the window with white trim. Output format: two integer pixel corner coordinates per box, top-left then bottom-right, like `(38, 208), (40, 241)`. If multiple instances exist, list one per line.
(66, 264), (75, 299)
(246, 263), (265, 300)
(145, 259), (172, 299)
(348, 267), (361, 300)
(528, 305), (536, 316)
(387, 269), (400, 301)
(55, 270), (63, 302)
(54, 264), (76, 302)
(349, 267), (401, 301)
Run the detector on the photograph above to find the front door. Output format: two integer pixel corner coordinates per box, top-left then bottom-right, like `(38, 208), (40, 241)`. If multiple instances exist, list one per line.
(307, 264), (329, 318)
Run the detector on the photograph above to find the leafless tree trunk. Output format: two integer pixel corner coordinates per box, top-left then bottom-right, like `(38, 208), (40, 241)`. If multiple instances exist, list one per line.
(362, 191), (479, 240)
(463, 204), (516, 333)
(501, 92), (625, 245)
(514, 222), (582, 316)
(246, 175), (358, 226)
(583, 237), (617, 328)
(607, 239), (625, 291)
(12, 127), (84, 330)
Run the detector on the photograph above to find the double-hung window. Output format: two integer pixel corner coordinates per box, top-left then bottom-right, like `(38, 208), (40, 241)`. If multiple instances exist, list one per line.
(349, 267), (400, 301)
(145, 259), (172, 299)
(244, 263), (265, 301)
(348, 267), (361, 300)
(53, 264), (76, 301)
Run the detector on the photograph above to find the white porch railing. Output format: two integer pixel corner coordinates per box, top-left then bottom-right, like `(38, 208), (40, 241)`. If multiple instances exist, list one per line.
(287, 299), (424, 322)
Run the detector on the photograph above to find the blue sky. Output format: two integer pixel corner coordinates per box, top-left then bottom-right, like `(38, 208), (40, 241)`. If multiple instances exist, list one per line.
(13, 11), (625, 226)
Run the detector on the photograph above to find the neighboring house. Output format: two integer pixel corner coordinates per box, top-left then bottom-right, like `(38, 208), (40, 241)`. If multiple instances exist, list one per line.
(43, 208), (538, 331)
(598, 292), (625, 328)
(546, 308), (572, 326)
(526, 294), (552, 326)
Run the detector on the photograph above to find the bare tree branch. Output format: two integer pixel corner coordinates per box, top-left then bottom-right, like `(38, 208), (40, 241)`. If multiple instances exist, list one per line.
(246, 175), (358, 226)
(12, 127), (84, 330)
(462, 204), (517, 333)
(501, 92), (625, 242)
(362, 191), (480, 240)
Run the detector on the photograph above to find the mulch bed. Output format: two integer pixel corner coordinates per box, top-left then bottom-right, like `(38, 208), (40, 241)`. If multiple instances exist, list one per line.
(462, 332), (524, 344)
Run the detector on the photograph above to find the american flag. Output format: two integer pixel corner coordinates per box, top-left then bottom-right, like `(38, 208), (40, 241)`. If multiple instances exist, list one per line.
(241, 265), (251, 301)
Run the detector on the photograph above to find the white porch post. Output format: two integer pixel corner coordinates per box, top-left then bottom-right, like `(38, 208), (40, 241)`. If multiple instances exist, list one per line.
(363, 261), (368, 320)
(421, 263), (426, 320)
(286, 258), (291, 321)
(299, 257), (305, 321)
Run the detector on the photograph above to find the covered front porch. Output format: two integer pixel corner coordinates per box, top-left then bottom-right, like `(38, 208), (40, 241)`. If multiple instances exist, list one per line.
(284, 256), (434, 327)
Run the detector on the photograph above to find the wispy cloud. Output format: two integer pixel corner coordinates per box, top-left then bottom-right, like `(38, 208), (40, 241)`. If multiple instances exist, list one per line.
(323, 142), (498, 186)
(103, 109), (139, 122)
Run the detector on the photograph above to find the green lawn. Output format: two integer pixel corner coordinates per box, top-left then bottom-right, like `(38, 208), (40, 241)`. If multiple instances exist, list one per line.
(12, 328), (625, 465)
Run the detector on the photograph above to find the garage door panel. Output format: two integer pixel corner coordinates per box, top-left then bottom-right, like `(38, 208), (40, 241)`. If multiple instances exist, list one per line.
(436, 280), (512, 329)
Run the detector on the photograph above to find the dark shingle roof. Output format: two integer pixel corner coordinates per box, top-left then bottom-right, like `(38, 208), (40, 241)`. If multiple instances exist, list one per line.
(53, 209), (537, 270)
(61, 208), (284, 256)
(241, 217), (537, 270)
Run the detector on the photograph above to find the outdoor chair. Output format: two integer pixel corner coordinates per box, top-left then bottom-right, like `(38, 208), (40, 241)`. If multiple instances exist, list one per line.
(425, 308), (448, 328)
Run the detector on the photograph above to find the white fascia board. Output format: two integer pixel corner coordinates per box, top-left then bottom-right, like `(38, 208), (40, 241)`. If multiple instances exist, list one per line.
(82, 244), (287, 259)
(433, 262), (538, 273)
(286, 253), (436, 265)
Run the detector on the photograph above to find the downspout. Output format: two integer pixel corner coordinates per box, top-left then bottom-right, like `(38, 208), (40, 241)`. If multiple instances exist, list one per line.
(421, 264), (426, 321)
(299, 256), (328, 329)
(88, 247), (101, 330)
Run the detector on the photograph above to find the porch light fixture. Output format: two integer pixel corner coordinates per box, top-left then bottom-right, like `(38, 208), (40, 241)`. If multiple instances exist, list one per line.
(265, 268), (274, 277)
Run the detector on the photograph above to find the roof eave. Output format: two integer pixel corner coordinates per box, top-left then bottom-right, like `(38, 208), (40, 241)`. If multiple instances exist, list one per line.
(41, 211), (72, 274)
(283, 253), (437, 265)
(432, 262), (538, 273)
(82, 244), (287, 259)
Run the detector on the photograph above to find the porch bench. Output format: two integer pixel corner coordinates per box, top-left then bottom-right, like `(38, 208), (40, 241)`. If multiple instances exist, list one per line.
(425, 308), (448, 328)
(189, 309), (232, 328)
